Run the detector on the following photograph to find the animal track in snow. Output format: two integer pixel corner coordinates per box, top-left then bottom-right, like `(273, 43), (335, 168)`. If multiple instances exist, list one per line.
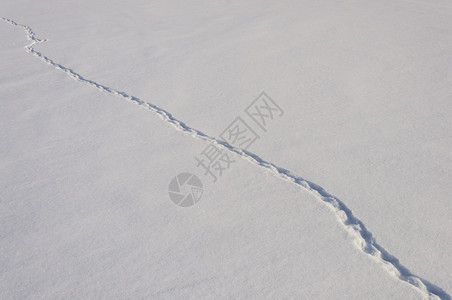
(2, 17), (450, 300)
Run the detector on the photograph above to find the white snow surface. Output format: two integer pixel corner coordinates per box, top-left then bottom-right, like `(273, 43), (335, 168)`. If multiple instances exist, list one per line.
(1, 0), (451, 299)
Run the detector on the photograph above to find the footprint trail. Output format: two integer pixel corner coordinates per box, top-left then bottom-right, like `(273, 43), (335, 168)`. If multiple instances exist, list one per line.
(2, 17), (450, 300)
